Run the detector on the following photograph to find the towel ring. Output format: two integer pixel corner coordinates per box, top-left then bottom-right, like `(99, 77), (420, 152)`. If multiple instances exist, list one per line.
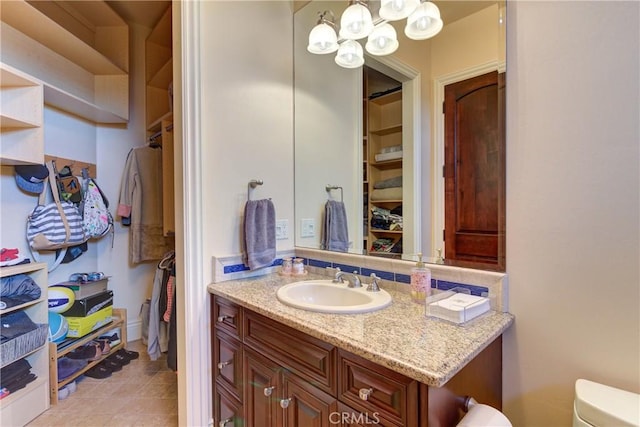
(326, 185), (343, 202)
(248, 179), (264, 200)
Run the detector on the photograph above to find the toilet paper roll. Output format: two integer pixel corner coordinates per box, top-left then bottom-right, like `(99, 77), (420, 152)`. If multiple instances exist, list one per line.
(457, 403), (512, 427)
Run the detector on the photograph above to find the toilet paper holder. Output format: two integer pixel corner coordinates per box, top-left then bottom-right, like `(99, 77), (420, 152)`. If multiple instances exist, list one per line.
(457, 396), (512, 427)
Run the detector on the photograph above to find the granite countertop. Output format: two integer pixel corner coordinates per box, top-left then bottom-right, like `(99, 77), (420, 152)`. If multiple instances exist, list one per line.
(207, 272), (514, 387)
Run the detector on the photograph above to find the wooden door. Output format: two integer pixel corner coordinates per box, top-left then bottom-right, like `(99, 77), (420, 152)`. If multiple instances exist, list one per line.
(444, 71), (505, 270)
(281, 371), (338, 427)
(243, 348), (280, 427)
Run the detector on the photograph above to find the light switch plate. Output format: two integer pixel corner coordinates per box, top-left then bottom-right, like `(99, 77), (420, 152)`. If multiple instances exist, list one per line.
(276, 219), (288, 240)
(301, 218), (315, 237)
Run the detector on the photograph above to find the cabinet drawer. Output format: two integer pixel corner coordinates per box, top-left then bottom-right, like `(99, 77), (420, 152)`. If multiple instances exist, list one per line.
(338, 350), (418, 426)
(214, 386), (244, 427)
(244, 310), (337, 396)
(213, 296), (243, 339)
(213, 330), (243, 401)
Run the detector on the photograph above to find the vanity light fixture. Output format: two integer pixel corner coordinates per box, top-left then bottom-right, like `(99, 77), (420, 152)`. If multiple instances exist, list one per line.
(307, 0), (443, 68)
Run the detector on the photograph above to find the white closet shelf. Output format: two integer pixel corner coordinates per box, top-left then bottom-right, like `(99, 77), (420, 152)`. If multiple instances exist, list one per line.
(44, 84), (128, 124)
(0, 1), (127, 76)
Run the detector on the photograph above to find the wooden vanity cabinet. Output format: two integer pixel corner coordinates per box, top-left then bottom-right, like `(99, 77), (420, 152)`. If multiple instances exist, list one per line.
(211, 295), (502, 427)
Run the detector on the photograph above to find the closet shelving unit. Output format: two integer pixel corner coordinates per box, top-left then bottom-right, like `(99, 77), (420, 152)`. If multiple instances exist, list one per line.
(145, 5), (175, 237)
(48, 308), (127, 404)
(0, 0), (129, 125)
(0, 263), (50, 426)
(0, 63), (44, 165)
(367, 89), (404, 259)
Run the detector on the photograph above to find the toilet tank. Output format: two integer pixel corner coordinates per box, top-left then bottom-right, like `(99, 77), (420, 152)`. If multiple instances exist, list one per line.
(573, 379), (640, 427)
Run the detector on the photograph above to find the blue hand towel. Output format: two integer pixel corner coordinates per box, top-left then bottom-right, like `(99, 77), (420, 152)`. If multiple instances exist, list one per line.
(323, 200), (349, 252)
(244, 199), (276, 270)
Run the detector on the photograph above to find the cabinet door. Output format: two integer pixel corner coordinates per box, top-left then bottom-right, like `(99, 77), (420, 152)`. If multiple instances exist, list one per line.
(214, 330), (243, 401)
(280, 371), (338, 427)
(243, 348), (280, 427)
(214, 386), (244, 427)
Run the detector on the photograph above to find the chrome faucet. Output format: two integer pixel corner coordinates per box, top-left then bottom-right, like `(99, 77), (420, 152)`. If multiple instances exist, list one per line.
(332, 268), (362, 288)
(366, 273), (381, 292)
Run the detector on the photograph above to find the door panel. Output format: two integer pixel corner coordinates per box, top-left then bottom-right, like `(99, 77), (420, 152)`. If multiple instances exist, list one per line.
(444, 71), (506, 269)
(281, 371), (338, 427)
(243, 348), (280, 427)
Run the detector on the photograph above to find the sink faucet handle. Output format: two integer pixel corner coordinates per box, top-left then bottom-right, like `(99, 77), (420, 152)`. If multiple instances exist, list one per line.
(332, 267), (342, 283)
(367, 273), (381, 292)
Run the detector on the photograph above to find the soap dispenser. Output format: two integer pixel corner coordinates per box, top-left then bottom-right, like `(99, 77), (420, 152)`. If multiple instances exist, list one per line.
(410, 253), (431, 304)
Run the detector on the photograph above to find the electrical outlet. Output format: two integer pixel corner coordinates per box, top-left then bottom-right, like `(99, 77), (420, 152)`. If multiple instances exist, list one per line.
(301, 218), (315, 237)
(276, 219), (288, 240)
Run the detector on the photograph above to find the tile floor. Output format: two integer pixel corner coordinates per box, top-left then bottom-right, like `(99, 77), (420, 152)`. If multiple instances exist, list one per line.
(28, 340), (178, 427)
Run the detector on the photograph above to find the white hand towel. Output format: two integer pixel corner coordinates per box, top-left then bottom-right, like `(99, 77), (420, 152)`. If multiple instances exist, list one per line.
(244, 199), (276, 270)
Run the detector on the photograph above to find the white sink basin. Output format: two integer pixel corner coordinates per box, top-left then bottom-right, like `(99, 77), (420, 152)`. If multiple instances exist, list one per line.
(276, 280), (392, 314)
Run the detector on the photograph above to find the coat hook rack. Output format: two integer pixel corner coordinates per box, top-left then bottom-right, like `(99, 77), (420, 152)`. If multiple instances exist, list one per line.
(326, 184), (343, 202)
(248, 179), (264, 200)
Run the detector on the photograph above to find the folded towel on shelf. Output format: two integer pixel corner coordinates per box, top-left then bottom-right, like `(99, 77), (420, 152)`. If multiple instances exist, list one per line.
(370, 187), (403, 201)
(244, 199), (276, 270)
(373, 175), (402, 189)
(323, 200), (349, 252)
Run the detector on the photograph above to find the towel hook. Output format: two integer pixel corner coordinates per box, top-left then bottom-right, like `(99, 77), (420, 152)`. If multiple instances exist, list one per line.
(248, 179), (264, 200)
(325, 185), (343, 202)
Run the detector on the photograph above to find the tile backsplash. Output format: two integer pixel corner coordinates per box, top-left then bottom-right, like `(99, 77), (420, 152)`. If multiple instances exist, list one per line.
(212, 248), (509, 312)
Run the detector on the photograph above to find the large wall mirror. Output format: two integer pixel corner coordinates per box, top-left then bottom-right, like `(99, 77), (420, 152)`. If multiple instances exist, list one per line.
(294, 0), (506, 271)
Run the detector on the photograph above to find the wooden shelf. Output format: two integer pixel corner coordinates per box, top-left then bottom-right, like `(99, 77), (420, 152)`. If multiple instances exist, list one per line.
(0, 0), (129, 124)
(370, 229), (403, 234)
(0, 262), (49, 426)
(0, 63), (44, 165)
(146, 6), (172, 129)
(370, 124), (402, 136)
(1, 1), (127, 75)
(370, 90), (402, 105)
(370, 159), (403, 170)
(49, 308), (127, 404)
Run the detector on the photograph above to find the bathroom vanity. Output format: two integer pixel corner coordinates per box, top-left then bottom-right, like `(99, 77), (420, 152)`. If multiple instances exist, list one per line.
(208, 273), (514, 426)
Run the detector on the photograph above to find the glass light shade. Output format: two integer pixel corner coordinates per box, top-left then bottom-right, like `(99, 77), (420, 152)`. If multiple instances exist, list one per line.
(307, 23), (339, 54)
(405, 1), (443, 40)
(335, 40), (365, 68)
(339, 3), (374, 40)
(365, 23), (399, 56)
(379, 0), (419, 21)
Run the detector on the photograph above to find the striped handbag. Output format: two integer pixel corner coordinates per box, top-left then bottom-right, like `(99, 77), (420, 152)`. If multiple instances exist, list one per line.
(27, 161), (87, 251)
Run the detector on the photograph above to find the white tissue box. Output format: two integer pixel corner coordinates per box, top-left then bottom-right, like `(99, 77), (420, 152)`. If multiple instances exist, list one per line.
(426, 292), (490, 324)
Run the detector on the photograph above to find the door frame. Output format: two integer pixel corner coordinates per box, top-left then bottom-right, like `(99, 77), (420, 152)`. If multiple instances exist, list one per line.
(365, 54), (422, 258)
(432, 60), (506, 256)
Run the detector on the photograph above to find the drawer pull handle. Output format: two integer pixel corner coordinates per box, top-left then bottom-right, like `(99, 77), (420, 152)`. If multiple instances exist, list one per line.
(217, 315), (234, 323)
(219, 418), (232, 427)
(263, 386), (275, 397)
(359, 388), (374, 401)
(280, 397), (292, 409)
(217, 360), (232, 370)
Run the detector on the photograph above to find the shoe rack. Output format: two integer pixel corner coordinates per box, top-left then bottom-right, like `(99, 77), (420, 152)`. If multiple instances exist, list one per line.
(48, 308), (127, 404)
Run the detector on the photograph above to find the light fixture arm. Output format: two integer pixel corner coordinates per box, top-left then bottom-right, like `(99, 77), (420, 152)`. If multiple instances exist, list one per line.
(317, 10), (336, 29)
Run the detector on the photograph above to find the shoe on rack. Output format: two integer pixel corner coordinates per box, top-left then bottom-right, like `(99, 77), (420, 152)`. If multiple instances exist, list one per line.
(100, 359), (123, 372)
(84, 365), (112, 379)
(92, 339), (111, 355)
(117, 348), (139, 361)
(106, 352), (130, 366)
(67, 343), (102, 361)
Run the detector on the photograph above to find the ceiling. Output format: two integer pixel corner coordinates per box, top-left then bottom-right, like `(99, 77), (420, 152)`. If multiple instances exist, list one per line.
(106, 0), (496, 30)
(106, 0), (170, 29)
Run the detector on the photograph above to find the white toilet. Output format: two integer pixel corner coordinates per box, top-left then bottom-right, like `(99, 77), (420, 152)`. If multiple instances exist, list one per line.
(573, 379), (640, 427)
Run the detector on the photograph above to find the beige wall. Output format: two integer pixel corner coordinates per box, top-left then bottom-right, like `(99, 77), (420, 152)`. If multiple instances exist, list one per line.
(504, 1), (639, 425)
